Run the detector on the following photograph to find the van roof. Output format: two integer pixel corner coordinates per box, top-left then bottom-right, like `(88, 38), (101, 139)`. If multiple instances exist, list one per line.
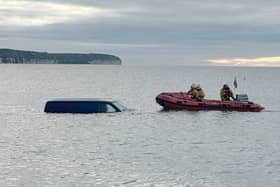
(47, 98), (117, 103)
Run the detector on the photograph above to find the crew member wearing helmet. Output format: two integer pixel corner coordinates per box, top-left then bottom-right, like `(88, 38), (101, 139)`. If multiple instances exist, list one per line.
(220, 84), (235, 101)
(192, 84), (205, 101)
(187, 84), (205, 101)
(187, 83), (197, 95)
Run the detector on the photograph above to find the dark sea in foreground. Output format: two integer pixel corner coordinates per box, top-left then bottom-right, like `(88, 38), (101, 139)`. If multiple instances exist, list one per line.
(0, 64), (279, 187)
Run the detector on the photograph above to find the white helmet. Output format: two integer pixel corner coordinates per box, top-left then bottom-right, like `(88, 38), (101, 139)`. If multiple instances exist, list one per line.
(196, 84), (201, 89)
(191, 83), (196, 89)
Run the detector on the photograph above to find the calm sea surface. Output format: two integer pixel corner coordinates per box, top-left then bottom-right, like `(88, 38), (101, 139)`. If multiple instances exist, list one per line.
(0, 64), (279, 187)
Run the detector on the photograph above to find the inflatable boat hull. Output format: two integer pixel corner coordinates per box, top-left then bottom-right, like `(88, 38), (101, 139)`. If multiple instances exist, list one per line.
(156, 92), (264, 112)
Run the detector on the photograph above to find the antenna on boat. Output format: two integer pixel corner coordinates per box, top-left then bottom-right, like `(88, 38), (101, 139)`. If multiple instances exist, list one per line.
(233, 76), (237, 89)
(233, 76), (238, 100)
(233, 76), (249, 101)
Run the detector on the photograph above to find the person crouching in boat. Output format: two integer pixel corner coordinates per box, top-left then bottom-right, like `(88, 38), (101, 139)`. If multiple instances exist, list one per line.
(220, 84), (235, 101)
(187, 83), (196, 95)
(187, 84), (205, 101)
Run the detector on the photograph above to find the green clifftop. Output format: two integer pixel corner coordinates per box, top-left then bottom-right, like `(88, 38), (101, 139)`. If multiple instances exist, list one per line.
(0, 49), (121, 64)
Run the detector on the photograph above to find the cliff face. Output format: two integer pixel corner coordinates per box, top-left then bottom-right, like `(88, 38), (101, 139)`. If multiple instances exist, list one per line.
(0, 49), (121, 65)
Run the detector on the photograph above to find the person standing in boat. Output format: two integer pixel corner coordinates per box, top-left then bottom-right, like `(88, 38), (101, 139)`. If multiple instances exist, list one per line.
(187, 84), (205, 101)
(220, 84), (235, 101)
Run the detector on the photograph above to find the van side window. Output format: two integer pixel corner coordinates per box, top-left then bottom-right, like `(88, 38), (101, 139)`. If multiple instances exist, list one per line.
(97, 103), (117, 113)
(105, 104), (117, 113)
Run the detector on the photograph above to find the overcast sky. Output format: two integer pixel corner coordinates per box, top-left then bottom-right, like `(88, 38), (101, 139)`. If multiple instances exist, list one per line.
(1, 0), (280, 66)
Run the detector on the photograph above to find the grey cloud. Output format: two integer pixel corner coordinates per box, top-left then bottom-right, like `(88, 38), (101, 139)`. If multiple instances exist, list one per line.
(25, 0), (280, 25)
(1, 0), (280, 65)
(3, 0), (280, 28)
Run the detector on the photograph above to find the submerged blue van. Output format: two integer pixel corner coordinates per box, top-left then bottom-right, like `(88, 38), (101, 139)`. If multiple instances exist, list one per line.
(44, 99), (127, 113)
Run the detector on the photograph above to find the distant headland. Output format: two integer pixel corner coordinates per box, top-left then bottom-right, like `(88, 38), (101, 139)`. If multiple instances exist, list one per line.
(0, 48), (121, 65)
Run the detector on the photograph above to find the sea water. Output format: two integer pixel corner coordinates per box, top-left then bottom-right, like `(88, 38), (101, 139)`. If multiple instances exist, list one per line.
(0, 64), (279, 186)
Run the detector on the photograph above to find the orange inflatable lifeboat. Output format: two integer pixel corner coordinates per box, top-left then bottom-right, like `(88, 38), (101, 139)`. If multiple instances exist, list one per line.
(156, 92), (264, 112)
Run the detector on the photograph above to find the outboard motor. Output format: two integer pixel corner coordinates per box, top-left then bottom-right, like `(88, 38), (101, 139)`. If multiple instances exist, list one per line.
(236, 94), (249, 101)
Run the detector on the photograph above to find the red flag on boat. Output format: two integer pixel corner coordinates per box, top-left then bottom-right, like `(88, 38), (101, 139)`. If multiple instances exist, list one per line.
(234, 77), (237, 88)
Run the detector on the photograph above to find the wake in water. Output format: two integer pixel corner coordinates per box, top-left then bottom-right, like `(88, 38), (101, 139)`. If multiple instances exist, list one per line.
(262, 110), (280, 112)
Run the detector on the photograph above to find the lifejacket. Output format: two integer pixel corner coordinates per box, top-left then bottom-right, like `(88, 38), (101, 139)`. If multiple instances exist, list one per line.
(192, 88), (205, 101)
(220, 88), (233, 101)
(187, 88), (194, 95)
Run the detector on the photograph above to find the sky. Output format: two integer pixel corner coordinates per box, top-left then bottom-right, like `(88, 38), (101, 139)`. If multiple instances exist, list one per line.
(1, 0), (280, 66)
